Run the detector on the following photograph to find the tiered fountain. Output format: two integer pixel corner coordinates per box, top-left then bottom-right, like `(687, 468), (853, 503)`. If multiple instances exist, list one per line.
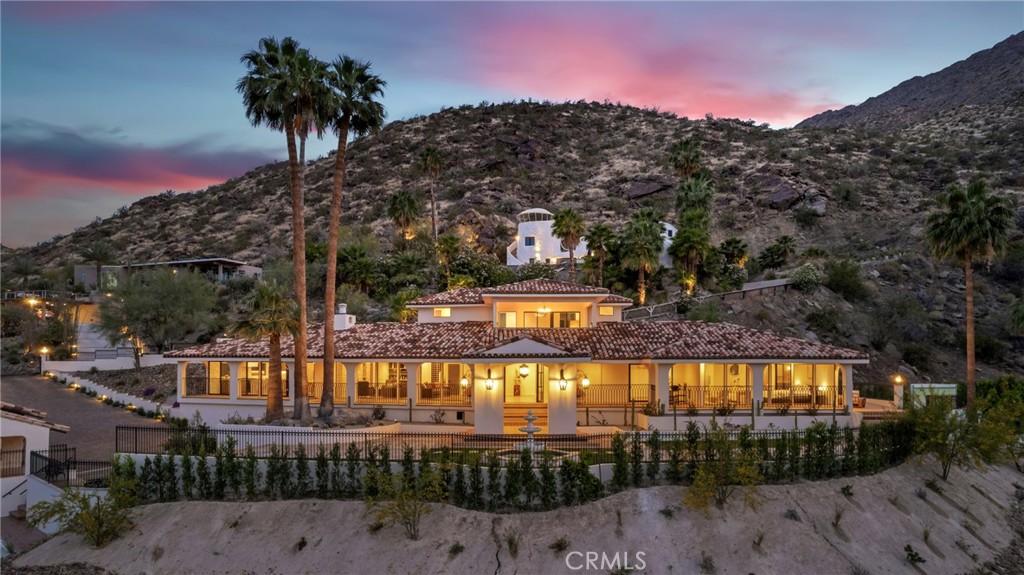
(514, 409), (545, 452)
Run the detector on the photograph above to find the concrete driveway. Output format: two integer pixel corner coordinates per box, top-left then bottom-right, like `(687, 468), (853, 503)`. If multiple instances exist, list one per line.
(1, 375), (166, 461)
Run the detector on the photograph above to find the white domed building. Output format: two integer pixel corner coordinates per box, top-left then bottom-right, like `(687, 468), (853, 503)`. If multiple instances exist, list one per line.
(506, 208), (676, 268)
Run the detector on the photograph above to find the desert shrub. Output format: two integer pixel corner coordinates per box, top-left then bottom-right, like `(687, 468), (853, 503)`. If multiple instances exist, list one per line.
(901, 343), (932, 371)
(366, 458), (444, 540)
(793, 208), (821, 230)
(28, 488), (132, 547)
(686, 301), (722, 323)
(683, 424), (762, 515)
(909, 395), (1018, 480)
(824, 259), (868, 301)
(791, 264), (821, 293)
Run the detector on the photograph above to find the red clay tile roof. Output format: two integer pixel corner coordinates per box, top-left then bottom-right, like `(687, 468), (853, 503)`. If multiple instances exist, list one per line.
(1, 402), (70, 433)
(408, 279), (634, 306)
(167, 321), (868, 362)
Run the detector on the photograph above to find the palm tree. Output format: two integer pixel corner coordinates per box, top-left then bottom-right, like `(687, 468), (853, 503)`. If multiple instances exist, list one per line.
(926, 180), (1013, 408)
(238, 36), (323, 421)
(320, 55), (386, 419)
(233, 281), (299, 421)
(669, 211), (711, 294)
(674, 173), (714, 218)
(436, 233), (462, 287)
(719, 237), (749, 268)
(774, 236), (797, 264)
(78, 241), (117, 291)
(418, 146), (444, 246)
(387, 190), (422, 241)
(583, 223), (614, 287)
(620, 213), (664, 305)
(669, 138), (702, 180)
(552, 208), (586, 283)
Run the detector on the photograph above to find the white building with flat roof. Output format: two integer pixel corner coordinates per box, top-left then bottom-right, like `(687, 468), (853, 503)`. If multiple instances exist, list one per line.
(506, 208), (677, 268)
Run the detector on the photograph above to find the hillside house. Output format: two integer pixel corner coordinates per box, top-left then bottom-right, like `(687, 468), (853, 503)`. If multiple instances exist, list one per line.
(167, 279), (868, 432)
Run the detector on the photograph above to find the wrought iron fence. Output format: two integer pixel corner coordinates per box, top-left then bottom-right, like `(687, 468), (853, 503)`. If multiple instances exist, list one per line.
(29, 445), (112, 488)
(114, 421), (912, 471)
(577, 384), (651, 407)
(0, 448), (25, 478)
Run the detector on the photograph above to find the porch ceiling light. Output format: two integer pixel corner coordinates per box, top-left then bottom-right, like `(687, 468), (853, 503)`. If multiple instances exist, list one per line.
(576, 370), (590, 389)
(518, 363), (530, 377)
(538, 306), (551, 315)
(557, 368), (568, 391)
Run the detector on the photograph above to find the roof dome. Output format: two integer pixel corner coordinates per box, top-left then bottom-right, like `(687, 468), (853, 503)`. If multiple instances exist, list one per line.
(517, 208), (554, 222)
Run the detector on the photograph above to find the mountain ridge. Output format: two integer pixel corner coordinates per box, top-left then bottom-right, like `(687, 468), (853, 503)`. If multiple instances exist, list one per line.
(797, 31), (1024, 130)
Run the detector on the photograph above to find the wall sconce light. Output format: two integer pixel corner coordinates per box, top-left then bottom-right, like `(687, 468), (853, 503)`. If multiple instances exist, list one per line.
(891, 373), (904, 385)
(460, 372), (470, 388)
(557, 369), (568, 391)
(518, 363), (530, 377)
(576, 370), (590, 389)
(485, 368), (496, 390)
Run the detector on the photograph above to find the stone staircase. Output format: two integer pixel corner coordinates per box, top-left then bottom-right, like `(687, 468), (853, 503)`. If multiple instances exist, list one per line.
(9, 503), (27, 521)
(503, 404), (548, 430)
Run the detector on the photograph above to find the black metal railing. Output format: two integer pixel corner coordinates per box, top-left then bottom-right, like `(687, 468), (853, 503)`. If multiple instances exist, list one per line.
(417, 383), (471, 406)
(354, 382), (407, 405)
(0, 448), (26, 478)
(30, 446), (112, 488)
(115, 422), (911, 470)
(239, 378), (291, 399)
(577, 384), (651, 407)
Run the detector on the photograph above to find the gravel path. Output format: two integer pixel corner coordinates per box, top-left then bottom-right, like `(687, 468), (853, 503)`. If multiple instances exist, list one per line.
(1, 375), (166, 460)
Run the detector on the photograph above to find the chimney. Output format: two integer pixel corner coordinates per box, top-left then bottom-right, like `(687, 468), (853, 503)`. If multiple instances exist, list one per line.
(334, 303), (356, 331)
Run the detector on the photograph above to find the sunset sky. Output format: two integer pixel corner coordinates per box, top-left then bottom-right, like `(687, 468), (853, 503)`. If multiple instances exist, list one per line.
(1, 1), (1021, 247)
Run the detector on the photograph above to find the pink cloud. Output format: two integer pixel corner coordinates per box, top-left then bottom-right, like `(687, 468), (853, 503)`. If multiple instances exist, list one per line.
(461, 9), (839, 125)
(1, 159), (227, 200)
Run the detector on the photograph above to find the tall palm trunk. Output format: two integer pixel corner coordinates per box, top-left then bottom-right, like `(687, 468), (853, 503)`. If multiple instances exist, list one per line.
(568, 246), (576, 284)
(597, 254), (604, 288)
(964, 258), (976, 409)
(320, 115), (350, 418)
(285, 122), (311, 422)
(430, 182), (438, 246)
(267, 333), (284, 420)
(94, 263), (102, 291)
(638, 267), (647, 305)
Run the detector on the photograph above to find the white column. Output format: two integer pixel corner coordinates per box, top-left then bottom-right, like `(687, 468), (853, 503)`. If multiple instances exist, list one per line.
(284, 361), (295, 404)
(843, 365), (854, 411)
(344, 362), (358, 407)
(751, 363), (766, 416)
(177, 361), (188, 398)
(474, 364), (503, 434)
(548, 363), (577, 434)
(655, 364), (671, 411)
(590, 303), (598, 327)
(228, 362), (240, 399)
(405, 362), (419, 406)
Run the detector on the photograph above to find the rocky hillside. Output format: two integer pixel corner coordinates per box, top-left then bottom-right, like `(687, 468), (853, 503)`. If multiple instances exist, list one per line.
(797, 31), (1024, 131)
(5, 33), (1024, 385)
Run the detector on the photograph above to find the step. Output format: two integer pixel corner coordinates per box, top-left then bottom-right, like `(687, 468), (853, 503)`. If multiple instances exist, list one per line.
(9, 504), (27, 520)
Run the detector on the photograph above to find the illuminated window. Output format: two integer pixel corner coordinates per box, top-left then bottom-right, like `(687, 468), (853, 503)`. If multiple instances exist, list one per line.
(433, 307), (452, 318)
(598, 306), (614, 316)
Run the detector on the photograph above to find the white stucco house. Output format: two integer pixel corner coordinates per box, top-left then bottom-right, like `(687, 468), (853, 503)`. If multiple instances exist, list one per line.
(167, 279), (868, 433)
(1, 403), (68, 517)
(506, 209), (677, 268)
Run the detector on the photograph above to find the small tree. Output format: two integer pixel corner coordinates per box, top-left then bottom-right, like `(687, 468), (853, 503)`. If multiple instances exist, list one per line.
(683, 424), (762, 515)
(367, 457), (444, 540)
(29, 489), (132, 547)
(909, 394), (1017, 480)
(98, 269), (216, 369)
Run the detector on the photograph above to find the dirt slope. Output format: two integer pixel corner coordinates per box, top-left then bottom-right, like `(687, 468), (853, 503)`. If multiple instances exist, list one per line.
(13, 461), (1021, 575)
